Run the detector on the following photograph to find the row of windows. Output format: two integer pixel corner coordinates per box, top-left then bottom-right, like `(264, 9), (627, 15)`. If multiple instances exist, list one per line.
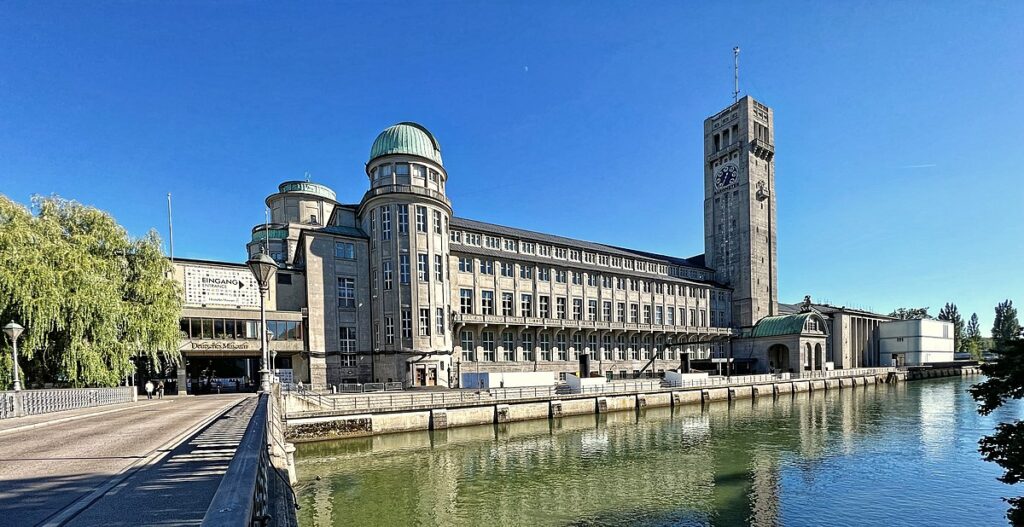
(372, 205), (445, 241)
(456, 256), (721, 300)
(372, 253), (446, 294)
(179, 318), (303, 341)
(457, 289), (727, 327)
(458, 330), (714, 362)
(375, 307), (448, 346)
(371, 162), (442, 185)
(450, 230), (712, 282)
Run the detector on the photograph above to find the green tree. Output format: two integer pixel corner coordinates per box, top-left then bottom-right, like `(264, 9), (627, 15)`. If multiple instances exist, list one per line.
(889, 307), (931, 320)
(0, 194), (181, 388)
(938, 302), (965, 353)
(966, 313), (984, 360)
(972, 333), (1024, 524)
(993, 300), (1022, 350)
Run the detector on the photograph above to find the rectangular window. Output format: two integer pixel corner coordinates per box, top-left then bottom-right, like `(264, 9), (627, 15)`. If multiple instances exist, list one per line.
(655, 306), (664, 325)
(381, 206), (392, 241)
(395, 162), (410, 176)
(557, 297), (567, 319)
(555, 270), (567, 283)
(540, 333), (551, 361)
(417, 253), (429, 282)
(412, 163), (425, 179)
(557, 334), (568, 361)
(339, 353), (357, 367)
(461, 331), (474, 361)
(587, 274), (598, 287)
(630, 304), (639, 323)
(382, 260), (393, 290)
(433, 210), (442, 234)
(481, 290), (495, 315)
(379, 164), (393, 179)
(572, 299), (583, 321)
(521, 294), (533, 317)
(690, 309), (696, 326)
(385, 316), (394, 345)
(500, 262), (514, 277)
(572, 334), (583, 358)
(701, 310), (707, 327)
(539, 296), (550, 318)
(480, 260), (494, 275)
(337, 277), (356, 308)
(436, 308), (445, 335)
(572, 272), (583, 285)
(538, 268), (550, 281)
(482, 331), (495, 361)
(603, 301), (612, 321)
(603, 335), (612, 360)
(460, 289), (473, 314)
(502, 292), (514, 316)
(416, 206), (427, 233)
(399, 255), (410, 284)
(520, 265), (533, 279)
(339, 327), (356, 352)
(434, 254), (443, 282)
(667, 307), (675, 326)
(334, 241), (355, 259)
(459, 257), (473, 273)
(617, 302), (626, 322)
(419, 308), (430, 336)
(644, 305), (652, 324)
(401, 310), (412, 339)
(397, 204), (409, 234)
(502, 331), (515, 361)
(588, 300), (598, 321)
(522, 332), (534, 361)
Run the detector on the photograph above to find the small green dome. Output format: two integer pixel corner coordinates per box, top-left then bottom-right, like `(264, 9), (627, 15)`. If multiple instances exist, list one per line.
(369, 122), (443, 166)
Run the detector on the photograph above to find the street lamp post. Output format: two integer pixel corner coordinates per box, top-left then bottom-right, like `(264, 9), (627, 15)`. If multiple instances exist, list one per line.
(3, 321), (25, 391)
(247, 253), (278, 393)
(267, 329), (276, 383)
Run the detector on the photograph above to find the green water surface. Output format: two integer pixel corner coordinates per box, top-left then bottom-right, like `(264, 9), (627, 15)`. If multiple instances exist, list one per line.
(295, 377), (1020, 526)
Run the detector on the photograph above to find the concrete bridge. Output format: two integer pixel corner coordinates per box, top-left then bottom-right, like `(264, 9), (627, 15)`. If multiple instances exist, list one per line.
(0, 391), (296, 527)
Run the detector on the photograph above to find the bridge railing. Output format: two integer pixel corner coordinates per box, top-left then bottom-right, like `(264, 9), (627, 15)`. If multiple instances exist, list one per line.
(202, 393), (271, 527)
(0, 386), (136, 420)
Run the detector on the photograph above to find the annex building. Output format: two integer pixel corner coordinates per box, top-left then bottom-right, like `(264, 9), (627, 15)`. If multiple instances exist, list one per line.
(173, 96), (885, 391)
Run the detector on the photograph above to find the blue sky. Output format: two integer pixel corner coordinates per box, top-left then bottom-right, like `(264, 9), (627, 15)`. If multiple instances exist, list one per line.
(2, 2), (1021, 334)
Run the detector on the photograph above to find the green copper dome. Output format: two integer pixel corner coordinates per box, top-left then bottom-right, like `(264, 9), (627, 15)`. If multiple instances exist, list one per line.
(368, 122), (443, 166)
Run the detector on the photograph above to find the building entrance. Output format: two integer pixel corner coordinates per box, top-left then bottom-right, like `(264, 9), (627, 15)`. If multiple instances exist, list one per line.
(185, 356), (260, 394)
(414, 365), (437, 387)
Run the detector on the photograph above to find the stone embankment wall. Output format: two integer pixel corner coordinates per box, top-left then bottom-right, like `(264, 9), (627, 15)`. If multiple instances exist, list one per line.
(285, 366), (982, 442)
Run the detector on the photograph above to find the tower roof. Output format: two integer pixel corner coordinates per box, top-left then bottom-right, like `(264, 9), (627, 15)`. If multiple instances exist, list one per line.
(368, 122), (442, 166)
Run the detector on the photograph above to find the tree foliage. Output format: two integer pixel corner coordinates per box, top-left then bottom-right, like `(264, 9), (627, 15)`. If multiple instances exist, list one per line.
(972, 308), (1024, 524)
(994, 300), (1022, 350)
(966, 313), (984, 360)
(0, 194), (181, 388)
(888, 307), (931, 320)
(938, 302), (965, 353)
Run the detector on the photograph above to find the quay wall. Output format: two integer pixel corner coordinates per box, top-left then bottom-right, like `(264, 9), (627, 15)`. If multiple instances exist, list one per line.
(285, 366), (979, 441)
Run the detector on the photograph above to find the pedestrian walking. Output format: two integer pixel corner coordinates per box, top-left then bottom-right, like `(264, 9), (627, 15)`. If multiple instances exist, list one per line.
(144, 380), (154, 400)
(156, 380), (165, 399)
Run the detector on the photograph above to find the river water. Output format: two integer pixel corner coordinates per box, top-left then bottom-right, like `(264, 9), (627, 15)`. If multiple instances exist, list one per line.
(294, 377), (1021, 526)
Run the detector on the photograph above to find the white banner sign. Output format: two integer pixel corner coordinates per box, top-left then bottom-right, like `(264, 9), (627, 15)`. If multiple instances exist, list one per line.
(184, 265), (261, 308)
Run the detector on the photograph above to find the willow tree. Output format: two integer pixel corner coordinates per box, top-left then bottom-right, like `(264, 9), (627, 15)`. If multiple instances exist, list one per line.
(0, 195), (181, 388)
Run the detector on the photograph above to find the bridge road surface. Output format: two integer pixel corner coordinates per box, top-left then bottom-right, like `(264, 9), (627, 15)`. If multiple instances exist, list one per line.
(0, 394), (255, 527)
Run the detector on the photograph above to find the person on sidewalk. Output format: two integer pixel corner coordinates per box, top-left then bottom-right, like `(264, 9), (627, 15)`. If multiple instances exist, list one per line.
(144, 380), (154, 400)
(156, 380), (165, 399)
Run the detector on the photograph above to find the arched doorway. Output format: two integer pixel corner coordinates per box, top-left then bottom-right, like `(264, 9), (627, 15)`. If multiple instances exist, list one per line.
(815, 343), (825, 371)
(804, 342), (813, 371)
(768, 344), (790, 373)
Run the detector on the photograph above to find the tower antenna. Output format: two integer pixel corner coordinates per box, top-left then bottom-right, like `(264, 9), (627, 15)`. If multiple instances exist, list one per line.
(733, 46), (740, 103)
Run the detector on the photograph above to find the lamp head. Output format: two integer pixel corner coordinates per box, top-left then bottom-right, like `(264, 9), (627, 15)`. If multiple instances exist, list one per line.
(246, 253), (278, 288)
(3, 321), (24, 341)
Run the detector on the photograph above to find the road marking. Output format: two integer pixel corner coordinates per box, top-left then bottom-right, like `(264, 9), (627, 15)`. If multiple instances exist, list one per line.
(36, 397), (249, 527)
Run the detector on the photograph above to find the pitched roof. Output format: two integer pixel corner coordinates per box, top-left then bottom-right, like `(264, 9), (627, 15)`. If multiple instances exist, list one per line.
(450, 216), (712, 272)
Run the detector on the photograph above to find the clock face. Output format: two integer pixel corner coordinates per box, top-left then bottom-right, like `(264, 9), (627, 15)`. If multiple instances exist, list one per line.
(715, 163), (738, 189)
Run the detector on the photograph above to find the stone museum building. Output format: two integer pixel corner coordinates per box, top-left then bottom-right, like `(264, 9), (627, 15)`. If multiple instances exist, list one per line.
(173, 96), (890, 391)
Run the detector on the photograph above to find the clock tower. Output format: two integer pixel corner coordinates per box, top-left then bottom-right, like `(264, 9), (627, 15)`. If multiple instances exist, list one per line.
(703, 96), (777, 328)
